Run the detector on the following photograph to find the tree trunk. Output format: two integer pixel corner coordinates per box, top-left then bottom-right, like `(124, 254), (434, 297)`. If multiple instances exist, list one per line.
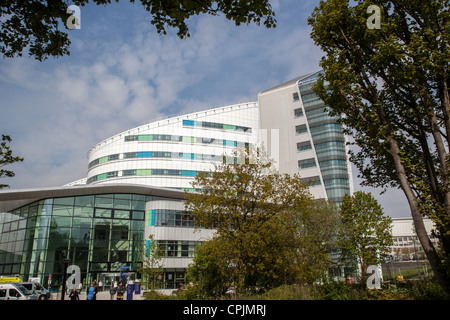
(388, 136), (449, 289)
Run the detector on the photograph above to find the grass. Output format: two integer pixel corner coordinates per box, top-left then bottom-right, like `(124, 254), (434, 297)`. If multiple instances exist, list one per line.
(383, 264), (433, 281)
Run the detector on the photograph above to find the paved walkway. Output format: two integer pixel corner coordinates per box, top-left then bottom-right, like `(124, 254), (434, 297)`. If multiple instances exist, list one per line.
(52, 290), (145, 300)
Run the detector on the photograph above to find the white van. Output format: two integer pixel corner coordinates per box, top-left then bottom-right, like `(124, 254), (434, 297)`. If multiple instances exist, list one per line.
(0, 283), (37, 300)
(20, 282), (50, 300)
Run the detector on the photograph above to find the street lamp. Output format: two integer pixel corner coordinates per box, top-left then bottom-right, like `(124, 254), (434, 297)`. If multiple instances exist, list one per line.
(61, 258), (71, 301)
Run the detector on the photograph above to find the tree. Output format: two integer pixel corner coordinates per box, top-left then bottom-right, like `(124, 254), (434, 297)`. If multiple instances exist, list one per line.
(185, 147), (339, 297)
(138, 234), (164, 291)
(0, 0), (276, 61)
(0, 135), (24, 189)
(337, 191), (393, 283)
(308, 0), (450, 289)
(185, 236), (234, 297)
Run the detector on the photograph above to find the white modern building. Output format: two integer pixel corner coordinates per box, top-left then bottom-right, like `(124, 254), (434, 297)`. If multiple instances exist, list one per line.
(83, 102), (259, 191)
(259, 72), (354, 204)
(0, 71), (354, 289)
(390, 217), (438, 261)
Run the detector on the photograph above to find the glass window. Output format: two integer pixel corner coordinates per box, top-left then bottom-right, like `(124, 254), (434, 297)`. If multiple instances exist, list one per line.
(52, 205), (74, 216)
(114, 197), (131, 210)
(122, 170), (137, 176)
(114, 210), (130, 220)
(95, 196), (114, 208)
(111, 225), (129, 240)
(73, 206), (94, 218)
(95, 208), (112, 218)
(51, 216), (72, 229)
(297, 141), (312, 151)
(132, 211), (144, 220)
(9, 289), (20, 298)
(131, 200), (146, 211)
(108, 154), (120, 161)
(71, 218), (92, 240)
(53, 197), (75, 206)
(299, 158), (317, 169)
(125, 135), (138, 142)
(123, 152), (138, 159)
(296, 124), (308, 134)
(75, 196), (94, 207)
(300, 176), (321, 186)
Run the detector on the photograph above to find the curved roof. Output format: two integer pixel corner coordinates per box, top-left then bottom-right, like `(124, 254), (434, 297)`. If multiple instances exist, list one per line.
(0, 184), (185, 212)
(86, 102), (258, 158)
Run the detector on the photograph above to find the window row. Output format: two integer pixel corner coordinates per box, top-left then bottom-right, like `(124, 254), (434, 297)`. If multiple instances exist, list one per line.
(314, 140), (346, 151)
(87, 169), (208, 184)
(309, 123), (343, 133)
(182, 119), (252, 133)
(155, 240), (199, 258)
(124, 134), (252, 146)
(90, 151), (235, 168)
(148, 209), (195, 227)
(319, 159), (348, 168)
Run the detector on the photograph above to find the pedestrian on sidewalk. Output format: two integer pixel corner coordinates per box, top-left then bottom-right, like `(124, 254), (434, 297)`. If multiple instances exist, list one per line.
(69, 287), (79, 300)
(86, 282), (98, 300)
(116, 281), (125, 300)
(109, 284), (117, 300)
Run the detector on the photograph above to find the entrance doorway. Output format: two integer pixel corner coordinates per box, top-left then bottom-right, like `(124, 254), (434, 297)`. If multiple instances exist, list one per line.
(99, 272), (135, 291)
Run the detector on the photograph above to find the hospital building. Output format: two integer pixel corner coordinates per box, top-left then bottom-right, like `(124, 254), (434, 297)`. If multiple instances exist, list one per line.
(0, 71), (353, 290)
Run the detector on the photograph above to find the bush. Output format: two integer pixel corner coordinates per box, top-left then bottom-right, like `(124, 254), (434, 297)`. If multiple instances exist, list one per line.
(310, 281), (369, 300)
(394, 280), (450, 300)
(143, 290), (175, 300)
(243, 284), (313, 300)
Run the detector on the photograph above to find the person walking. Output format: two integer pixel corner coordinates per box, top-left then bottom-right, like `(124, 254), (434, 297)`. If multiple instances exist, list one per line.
(116, 281), (125, 300)
(109, 283), (117, 300)
(69, 287), (79, 300)
(86, 282), (98, 300)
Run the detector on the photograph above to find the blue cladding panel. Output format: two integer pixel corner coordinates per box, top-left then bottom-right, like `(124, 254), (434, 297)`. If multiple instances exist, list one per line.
(183, 120), (196, 126)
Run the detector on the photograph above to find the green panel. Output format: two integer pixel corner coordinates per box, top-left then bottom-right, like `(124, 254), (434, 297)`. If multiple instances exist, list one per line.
(97, 173), (108, 180)
(137, 169), (152, 176)
(182, 136), (195, 142)
(99, 156), (109, 164)
(138, 134), (153, 141)
(223, 124), (236, 130)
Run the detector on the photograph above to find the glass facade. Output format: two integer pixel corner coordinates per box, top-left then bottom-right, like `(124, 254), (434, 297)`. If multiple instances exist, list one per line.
(298, 74), (351, 204)
(0, 193), (152, 289)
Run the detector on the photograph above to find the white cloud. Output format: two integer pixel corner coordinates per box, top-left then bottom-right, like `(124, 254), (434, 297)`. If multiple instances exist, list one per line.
(0, 0), (364, 204)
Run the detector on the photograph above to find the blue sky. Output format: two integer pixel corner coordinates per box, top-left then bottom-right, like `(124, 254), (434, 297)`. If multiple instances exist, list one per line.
(0, 0), (409, 217)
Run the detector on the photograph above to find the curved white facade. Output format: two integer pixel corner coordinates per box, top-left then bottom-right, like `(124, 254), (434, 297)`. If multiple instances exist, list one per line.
(86, 102), (260, 191)
(53, 71), (355, 287)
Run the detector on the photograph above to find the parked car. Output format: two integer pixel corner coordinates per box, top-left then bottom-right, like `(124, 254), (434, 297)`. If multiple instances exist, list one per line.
(0, 283), (37, 300)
